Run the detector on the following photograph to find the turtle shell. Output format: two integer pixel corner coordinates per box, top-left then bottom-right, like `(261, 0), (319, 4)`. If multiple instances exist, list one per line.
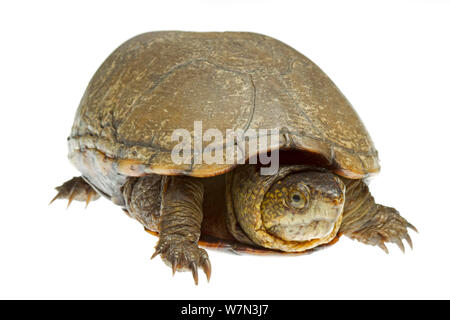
(68, 31), (379, 253)
(69, 31), (379, 183)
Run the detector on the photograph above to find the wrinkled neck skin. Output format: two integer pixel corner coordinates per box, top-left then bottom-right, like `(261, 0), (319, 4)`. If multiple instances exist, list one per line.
(228, 165), (346, 252)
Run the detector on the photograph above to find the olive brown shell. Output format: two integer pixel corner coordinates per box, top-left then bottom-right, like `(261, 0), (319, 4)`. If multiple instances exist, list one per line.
(69, 31), (379, 181)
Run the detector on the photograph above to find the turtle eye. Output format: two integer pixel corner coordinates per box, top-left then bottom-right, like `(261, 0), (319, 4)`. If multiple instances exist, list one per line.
(289, 191), (307, 209)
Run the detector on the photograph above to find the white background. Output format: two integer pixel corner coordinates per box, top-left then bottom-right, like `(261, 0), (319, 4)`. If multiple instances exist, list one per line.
(1, 0), (449, 299)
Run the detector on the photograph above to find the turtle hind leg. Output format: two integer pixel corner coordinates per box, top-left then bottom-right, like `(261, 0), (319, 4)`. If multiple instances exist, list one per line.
(50, 177), (100, 208)
(340, 179), (417, 253)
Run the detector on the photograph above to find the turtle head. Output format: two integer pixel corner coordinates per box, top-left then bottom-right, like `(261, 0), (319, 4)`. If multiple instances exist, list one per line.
(229, 165), (346, 252)
(260, 170), (345, 243)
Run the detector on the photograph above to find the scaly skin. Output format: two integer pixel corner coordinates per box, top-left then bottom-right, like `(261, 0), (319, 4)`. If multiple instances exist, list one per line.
(122, 175), (211, 284)
(339, 178), (417, 253)
(52, 169), (416, 285)
(227, 165), (416, 254)
(53, 175), (211, 285)
(50, 177), (100, 208)
(228, 165), (345, 252)
(122, 175), (162, 231)
(150, 176), (211, 284)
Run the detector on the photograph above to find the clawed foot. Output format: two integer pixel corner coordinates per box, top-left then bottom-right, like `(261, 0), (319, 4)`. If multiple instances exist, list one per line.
(351, 205), (418, 254)
(151, 237), (211, 285)
(50, 177), (100, 208)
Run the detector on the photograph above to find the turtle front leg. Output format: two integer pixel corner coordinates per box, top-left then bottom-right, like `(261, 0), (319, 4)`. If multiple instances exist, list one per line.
(340, 179), (417, 253)
(130, 175), (211, 284)
(154, 176), (211, 284)
(50, 177), (100, 208)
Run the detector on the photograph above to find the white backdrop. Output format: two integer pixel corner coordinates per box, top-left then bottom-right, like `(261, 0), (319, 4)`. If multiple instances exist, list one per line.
(1, 0), (449, 299)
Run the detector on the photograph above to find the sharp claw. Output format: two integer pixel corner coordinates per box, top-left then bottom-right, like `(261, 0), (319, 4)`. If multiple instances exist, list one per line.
(190, 262), (199, 285)
(202, 258), (212, 282)
(407, 222), (418, 233)
(85, 190), (95, 208)
(67, 196), (74, 208)
(394, 238), (405, 253)
(172, 259), (178, 276)
(378, 242), (389, 254)
(49, 192), (61, 205)
(405, 234), (413, 249)
(67, 189), (76, 209)
(151, 248), (161, 260)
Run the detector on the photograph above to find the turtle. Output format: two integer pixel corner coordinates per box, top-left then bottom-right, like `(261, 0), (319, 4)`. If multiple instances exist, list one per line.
(51, 31), (416, 284)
